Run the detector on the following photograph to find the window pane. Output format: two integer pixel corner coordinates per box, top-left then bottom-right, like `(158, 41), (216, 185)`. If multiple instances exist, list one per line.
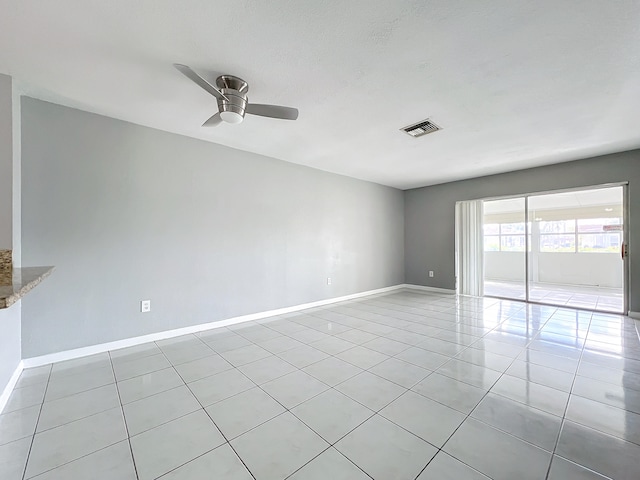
(484, 236), (500, 252)
(501, 223), (526, 234)
(483, 224), (500, 235)
(539, 220), (575, 234)
(577, 218), (622, 233)
(540, 234), (576, 252)
(578, 233), (621, 253)
(501, 235), (525, 252)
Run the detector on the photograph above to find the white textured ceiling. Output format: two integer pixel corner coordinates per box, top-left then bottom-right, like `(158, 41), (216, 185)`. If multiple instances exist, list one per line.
(1, 1), (639, 189)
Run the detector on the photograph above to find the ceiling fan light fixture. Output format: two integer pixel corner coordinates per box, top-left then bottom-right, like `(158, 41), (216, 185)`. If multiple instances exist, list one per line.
(220, 111), (244, 124)
(174, 64), (299, 126)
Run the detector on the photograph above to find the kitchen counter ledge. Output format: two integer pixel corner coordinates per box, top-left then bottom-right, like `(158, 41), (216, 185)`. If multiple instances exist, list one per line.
(0, 267), (54, 309)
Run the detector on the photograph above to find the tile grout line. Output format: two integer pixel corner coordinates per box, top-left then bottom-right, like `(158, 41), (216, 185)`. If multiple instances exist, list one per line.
(21, 296), (416, 479)
(290, 298), (634, 477)
(21, 434), (130, 478)
(237, 295), (581, 457)
(284, 446), (374, 480)
(253, 298), (521, 478)
(11, 357), (138, 478)
(155, 315), (407, 478)
(27, 361), (116, 406)
(224, 297), (629, 477)
(154, 338), (261, 480)
(154, 334), (270, 480)
(108, 350), (141, 480)
(114, 340), (302, 441)
(428, 308), (596, 467)
(386, 296), (524, 479)
(20, 364), (52, 480)
(410, 306), (559, 479)
(12, 292), (633, 479)
(543, 309), (593, 479)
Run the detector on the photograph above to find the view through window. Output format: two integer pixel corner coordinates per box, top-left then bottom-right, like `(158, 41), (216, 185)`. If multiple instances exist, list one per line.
(484, 217), (622, 253)
(481, 186), (624, 313)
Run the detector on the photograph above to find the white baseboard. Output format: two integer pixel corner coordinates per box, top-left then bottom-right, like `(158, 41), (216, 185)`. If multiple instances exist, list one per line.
(403, 284), (456, 295)
(0, 361), (24, 415)
(22, 284), (406, 368)
(628, 311), (640, 320)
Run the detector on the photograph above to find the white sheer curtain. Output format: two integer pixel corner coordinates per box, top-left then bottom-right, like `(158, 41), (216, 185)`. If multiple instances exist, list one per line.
(455, 200), (484, 296)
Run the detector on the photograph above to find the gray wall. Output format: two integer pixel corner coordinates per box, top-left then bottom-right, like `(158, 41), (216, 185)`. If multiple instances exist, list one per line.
(20, 98), (404, 357)
(0, 302), (21, 398)
(0, 74), (12, 249)
(405, 150), (640, 311)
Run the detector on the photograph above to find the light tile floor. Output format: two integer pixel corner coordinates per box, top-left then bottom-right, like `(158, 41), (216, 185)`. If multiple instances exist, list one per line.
(2, 290), (640, 479)
(484, 280), (624, 313)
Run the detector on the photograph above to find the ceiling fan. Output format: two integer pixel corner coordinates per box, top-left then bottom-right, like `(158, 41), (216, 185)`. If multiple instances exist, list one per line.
(174, 64), (299, 127)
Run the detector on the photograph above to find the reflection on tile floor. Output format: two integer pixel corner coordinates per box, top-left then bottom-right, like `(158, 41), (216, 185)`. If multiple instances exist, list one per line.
(2, 290), (640, 479)
(484, 280), (624, 313)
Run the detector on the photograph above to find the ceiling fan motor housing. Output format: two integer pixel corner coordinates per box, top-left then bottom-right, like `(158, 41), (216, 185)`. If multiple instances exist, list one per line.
(174, 64), (298, 125)
(216, 75), (248, 123)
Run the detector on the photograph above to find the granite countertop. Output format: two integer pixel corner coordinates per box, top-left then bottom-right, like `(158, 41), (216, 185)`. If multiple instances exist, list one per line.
(0, 266), (54, 309)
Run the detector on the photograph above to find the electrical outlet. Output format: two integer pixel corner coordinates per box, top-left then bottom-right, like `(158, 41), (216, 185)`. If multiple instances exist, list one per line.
(327, 277), (332, 285)
(141, 300), (151, 313)
(429, 271), (434, 278)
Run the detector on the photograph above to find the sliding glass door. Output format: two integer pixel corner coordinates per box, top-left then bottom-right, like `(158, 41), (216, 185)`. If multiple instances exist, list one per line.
(527, 186), (624, 312)
(479, 185), (625, 313)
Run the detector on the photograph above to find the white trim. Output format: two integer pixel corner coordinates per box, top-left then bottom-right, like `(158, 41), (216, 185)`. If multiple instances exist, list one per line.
(629, 311), (640, 320)
(468, 181), (629, 204)
(0, 361), (24, 414)
(402, 284), (456, 295)
(22, 284), (405, 368)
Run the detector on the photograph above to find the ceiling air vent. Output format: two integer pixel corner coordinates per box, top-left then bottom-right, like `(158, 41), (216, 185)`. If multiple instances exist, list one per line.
(400, 119), (441, 138)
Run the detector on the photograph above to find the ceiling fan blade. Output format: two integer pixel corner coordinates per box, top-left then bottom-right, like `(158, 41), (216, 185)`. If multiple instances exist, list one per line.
(173, 64), (229, 101)
(246, 103), (299, 120)
(202, 112), (222, 127)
